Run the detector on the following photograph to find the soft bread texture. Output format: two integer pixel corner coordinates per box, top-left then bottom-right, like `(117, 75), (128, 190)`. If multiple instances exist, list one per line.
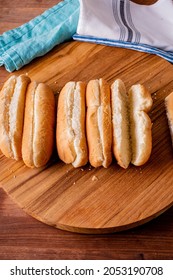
(86, 78), (112, 168)
(129, 84), (153, 166)
(165, 91), (173, 145)
(111, 79), (131, 169)
(22, 82), (55, 168)
(56, 81), (88, 168)
(0, 74), (30, 160)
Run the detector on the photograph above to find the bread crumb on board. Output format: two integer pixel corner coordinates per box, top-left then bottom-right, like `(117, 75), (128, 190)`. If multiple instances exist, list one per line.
(92, 175), (99, 182)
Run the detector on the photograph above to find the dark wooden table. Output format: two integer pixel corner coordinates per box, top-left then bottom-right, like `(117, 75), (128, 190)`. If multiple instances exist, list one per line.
(0, 0), (173, 260)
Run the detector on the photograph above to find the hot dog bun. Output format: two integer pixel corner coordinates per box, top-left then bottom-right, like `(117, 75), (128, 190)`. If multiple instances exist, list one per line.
(165, 91), (173, 145)
(56, 81), (88, 168)
(86, 78), (112, 168)
(22, 82), (55, 168)
(0, 74), (31, 160)
(129, 84), (153, 166)
(111, 79), (131, 169)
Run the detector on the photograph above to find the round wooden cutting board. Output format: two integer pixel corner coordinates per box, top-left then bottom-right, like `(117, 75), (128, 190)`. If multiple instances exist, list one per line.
(0, 41), (173, 234)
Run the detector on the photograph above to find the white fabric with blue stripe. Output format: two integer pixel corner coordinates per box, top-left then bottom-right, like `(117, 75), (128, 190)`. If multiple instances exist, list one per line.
(73, 0), (173, 63)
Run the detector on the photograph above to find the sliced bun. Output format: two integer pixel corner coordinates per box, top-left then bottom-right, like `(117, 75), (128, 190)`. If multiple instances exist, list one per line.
(111, 79), (131, 169)
(86, 78), (112, 168)
(56, 81), (88, 168)
(0, 74), (30, 160)
(22, 82), (55, 168)
(165, 91), (173, 145)
(129, 84), (153, 166)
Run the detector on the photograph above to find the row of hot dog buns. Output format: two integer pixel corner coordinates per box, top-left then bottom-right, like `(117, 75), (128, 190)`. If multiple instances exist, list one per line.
(2, 73), (169, 169)
(0, 74), (155, 169)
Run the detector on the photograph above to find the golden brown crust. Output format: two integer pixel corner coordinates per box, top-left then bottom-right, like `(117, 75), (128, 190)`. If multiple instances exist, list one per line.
(99, 79), (112, 168)
(22, 82), (55, 168)
(86, 106), (103, 167)
(10, 74), (31, 159)
(22, 81), (36, 167)
(86, 79), (112, 168)
(0, 74), (30, 160)
(129, 84), (153, 166)
(72, 81), (88, 167)
(165, 92), (173, 145)
(86, 80), (103, 167)
(56, 81), (88, 167)
(33, 83), (55, 167)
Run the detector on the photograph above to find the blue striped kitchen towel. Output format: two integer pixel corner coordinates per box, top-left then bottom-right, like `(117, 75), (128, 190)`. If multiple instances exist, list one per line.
(0, 0), (79, 72)
(73, 0), (173, 63)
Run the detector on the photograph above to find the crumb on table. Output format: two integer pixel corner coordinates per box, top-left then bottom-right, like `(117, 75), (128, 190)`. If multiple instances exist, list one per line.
(92, 175), (98, 182)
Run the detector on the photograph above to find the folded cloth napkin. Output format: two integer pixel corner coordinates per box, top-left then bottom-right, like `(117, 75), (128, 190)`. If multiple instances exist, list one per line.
(0, 0), (79, 72)
(73, 0), (173, 63)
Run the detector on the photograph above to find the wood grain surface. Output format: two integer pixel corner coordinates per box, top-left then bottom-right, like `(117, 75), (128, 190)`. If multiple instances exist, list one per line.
(0, 0), (173, 259)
